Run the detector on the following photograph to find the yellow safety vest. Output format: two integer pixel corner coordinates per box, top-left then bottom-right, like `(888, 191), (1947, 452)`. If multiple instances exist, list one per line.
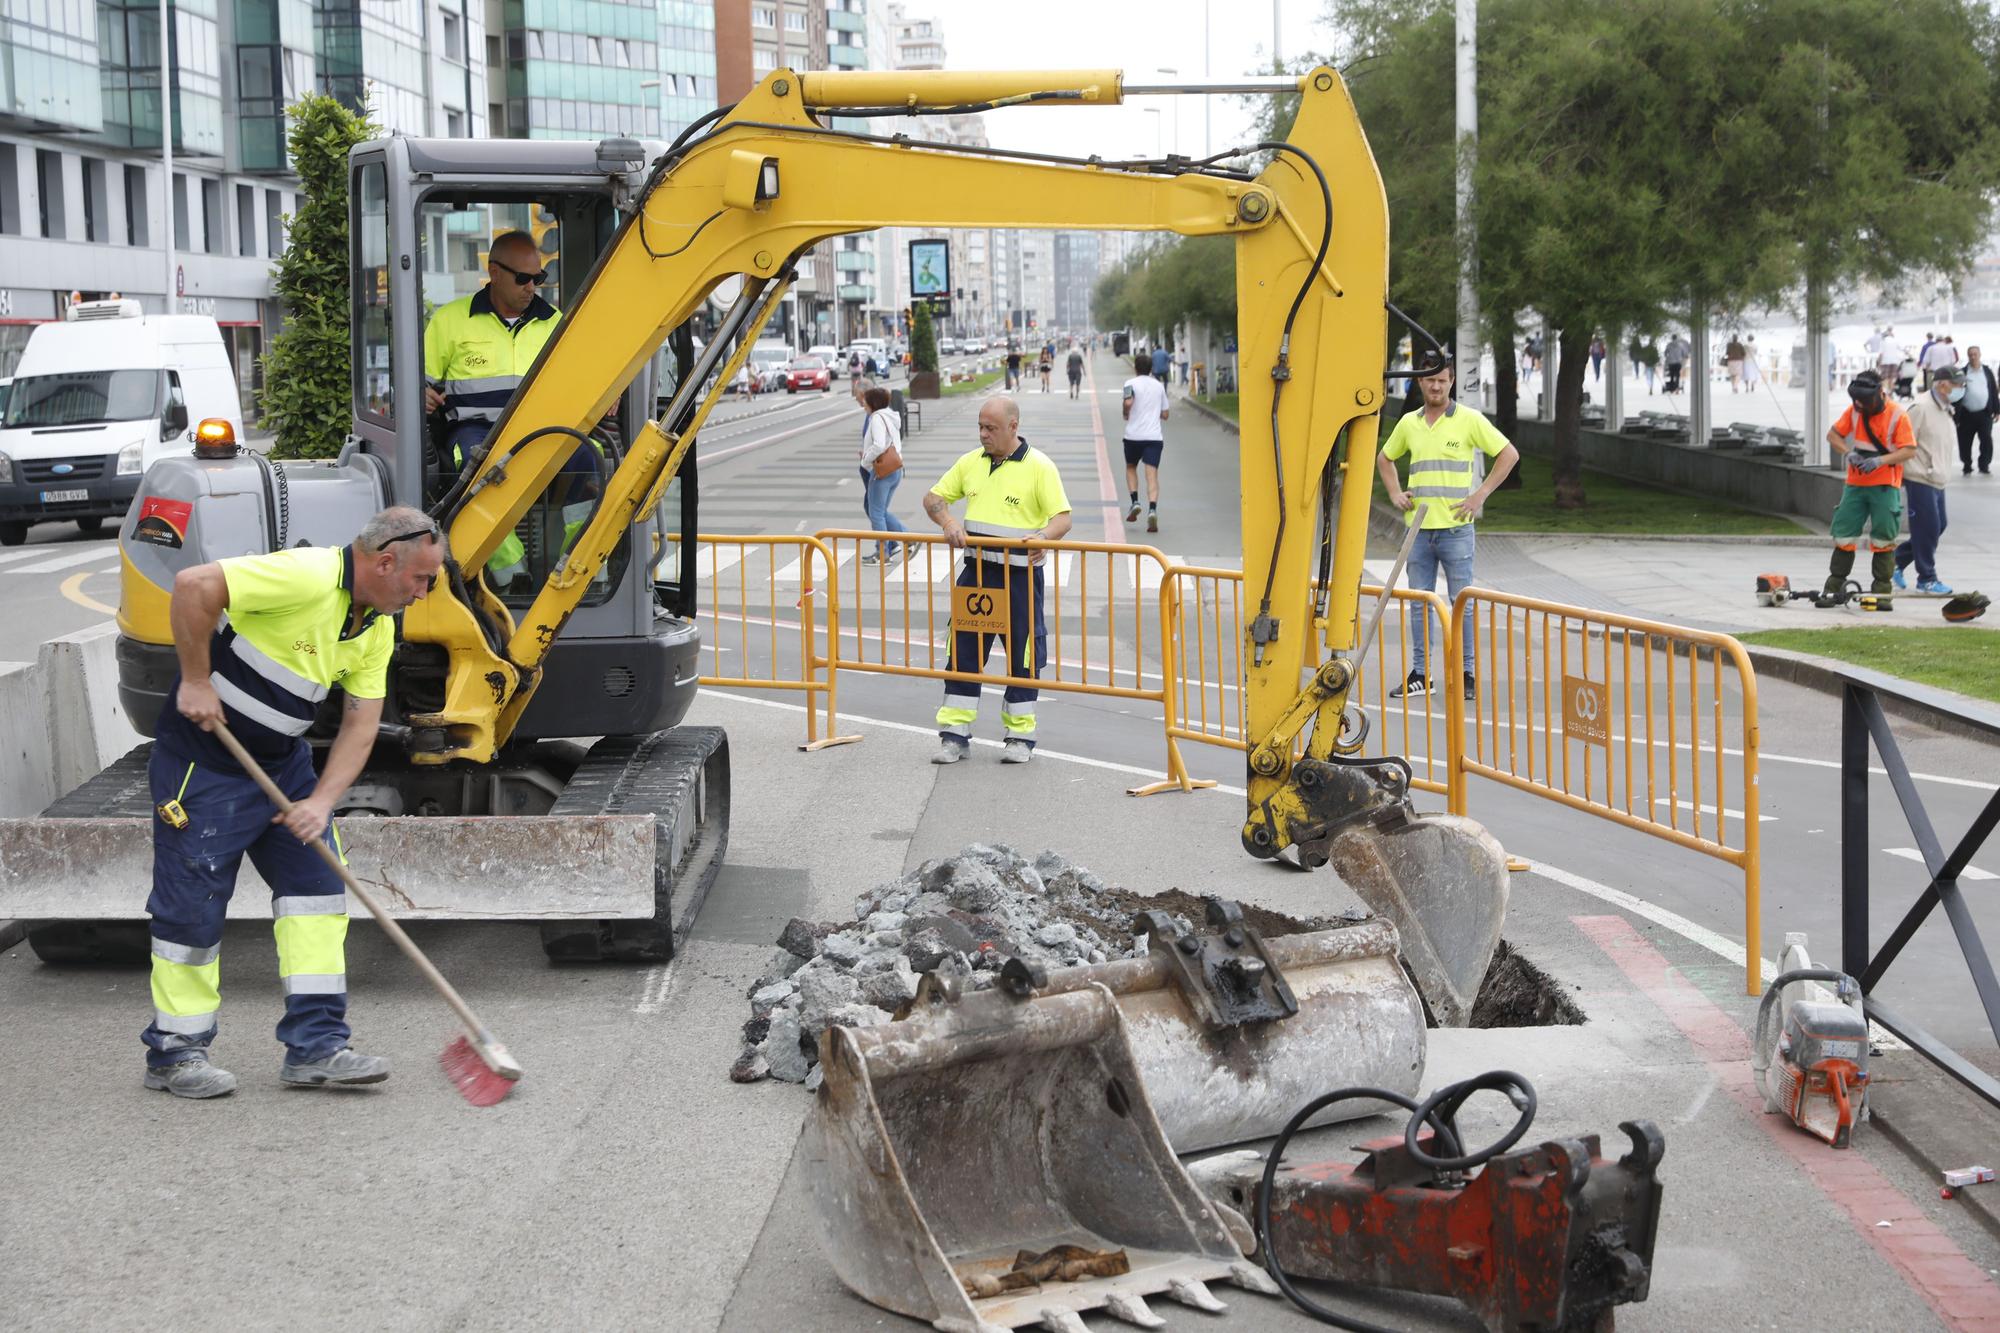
(930, 438), (1072, 565)
(1380, 402), (1510, 529)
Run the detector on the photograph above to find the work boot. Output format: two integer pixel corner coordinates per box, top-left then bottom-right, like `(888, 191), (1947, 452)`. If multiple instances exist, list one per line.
(1825, 546), (1857, 599)
(281, 1048), (391, 1088)
(144, 1054), (237, 1100)
(931, 739), (969, 765)
(1870, 549), (1896, 590)
(1000, 739), (1034, 764)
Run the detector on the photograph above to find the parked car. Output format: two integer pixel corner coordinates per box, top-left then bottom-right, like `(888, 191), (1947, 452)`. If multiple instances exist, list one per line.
(965, 337), (988, 354)
(786, 356), (832, 393)
(939, 337), (958, 355)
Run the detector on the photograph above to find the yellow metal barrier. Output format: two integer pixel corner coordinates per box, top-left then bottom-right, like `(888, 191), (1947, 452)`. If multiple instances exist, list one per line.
(671, 533), (858, 749)
(1159, 565), (1457, 798)
(1449, 588), (1763, 995)
(811, 529), (1213, 794)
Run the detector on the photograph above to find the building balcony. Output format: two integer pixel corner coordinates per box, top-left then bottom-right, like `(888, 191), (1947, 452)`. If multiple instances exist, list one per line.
(828, 9), (865, 33)
(834, 249), (874, 273)
(838, 284), (873, 303)
(828, 46), (865, 68)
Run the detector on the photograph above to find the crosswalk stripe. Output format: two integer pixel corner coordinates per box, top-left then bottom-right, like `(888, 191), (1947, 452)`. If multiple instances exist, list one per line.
(5, 545), (120, 574)
(1884, 846), (1997, 881)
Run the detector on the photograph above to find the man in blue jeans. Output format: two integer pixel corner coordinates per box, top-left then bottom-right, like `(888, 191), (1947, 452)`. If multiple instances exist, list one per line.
(1375, 349), (1519, 698)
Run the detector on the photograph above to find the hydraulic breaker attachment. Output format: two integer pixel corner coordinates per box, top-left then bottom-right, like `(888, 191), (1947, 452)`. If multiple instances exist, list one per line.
(806, 974), (1277, 1332)
(1032, 904), (1426, 1152)
(1188, 1120), (1666, 1333)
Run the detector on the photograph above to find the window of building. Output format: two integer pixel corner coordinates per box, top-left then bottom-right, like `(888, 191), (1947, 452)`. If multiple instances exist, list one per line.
(82, 157), (108, 244)
(441, 10), (464, 62)
(615, 39), (631, 68)
(236, 184), (257, 256)
(784, 9), (807, 31)
(36, 150), (67, 239)
(201, 178), (223, 255)
(487, 34), (501, 65)
(752, 5), (777, 26)
(173, 173), (190, 251)
(0, 144), (18, 234)
(264, 188), (284, 258)
(446, 107), (466, 137)
(489, 100), (506, 134)
(752, 46), (777, 72)
(124, 165), (148, 247)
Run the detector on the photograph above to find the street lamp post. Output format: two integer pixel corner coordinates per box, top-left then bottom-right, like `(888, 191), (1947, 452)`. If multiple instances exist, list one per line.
(1454, 0), (1481, 405)
(1144, 106), (1162, 157)
(1156, 68), (1178, 156)
(160, 0), (175, 315)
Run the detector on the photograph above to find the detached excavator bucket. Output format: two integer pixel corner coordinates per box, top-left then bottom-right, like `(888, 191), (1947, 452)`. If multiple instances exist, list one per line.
(1327, 811), (1509, 1027)
(1036, 908), (1426, 1152)
(806, 975), (1276, 1333)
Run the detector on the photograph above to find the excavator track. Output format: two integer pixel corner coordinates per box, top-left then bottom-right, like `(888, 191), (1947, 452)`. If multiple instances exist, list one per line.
(538, 725), (730, 963)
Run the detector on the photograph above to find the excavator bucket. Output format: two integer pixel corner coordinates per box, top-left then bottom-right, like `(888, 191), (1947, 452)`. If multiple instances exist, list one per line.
(806, 976), (1278, 1333)
(1327, 812), (1509, 1027)
(1035, 908), (1426, 1152)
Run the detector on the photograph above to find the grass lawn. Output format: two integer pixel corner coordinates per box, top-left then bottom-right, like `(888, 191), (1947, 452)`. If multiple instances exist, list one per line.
(1195, 392), (1238, 422)
(941, 368), (1004, 397)
(1475, 457), (1807, 535)
(1739, 627), (2000, 704)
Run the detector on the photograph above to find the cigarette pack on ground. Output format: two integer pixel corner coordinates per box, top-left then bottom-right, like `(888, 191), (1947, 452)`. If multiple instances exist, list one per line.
(1942, 1166), (1994, 1189)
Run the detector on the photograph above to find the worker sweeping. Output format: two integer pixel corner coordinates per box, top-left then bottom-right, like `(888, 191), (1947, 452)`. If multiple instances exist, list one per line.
(141, 505), (445, 1098)
(1823, 371), (1917, 604)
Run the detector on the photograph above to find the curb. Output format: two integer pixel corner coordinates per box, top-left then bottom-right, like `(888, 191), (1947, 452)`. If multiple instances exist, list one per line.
(1739, 645), (2000, 744)
(1177, 394), (1238, 434)
(1868, 1082), (2000, 1246)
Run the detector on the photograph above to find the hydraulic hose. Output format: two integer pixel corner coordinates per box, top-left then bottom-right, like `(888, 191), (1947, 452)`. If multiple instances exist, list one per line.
(1256, 1070), (1538, 1331)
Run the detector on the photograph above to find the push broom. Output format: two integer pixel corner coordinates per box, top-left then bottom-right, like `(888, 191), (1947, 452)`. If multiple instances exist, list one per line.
(209, 719), (524, 1105)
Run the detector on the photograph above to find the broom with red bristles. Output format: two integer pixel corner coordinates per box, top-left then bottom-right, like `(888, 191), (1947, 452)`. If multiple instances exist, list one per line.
(210, 720), (524, 1106)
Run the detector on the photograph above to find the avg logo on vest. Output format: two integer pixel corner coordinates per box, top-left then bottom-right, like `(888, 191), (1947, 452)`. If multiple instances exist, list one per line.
(1004, 496), (1022, 508)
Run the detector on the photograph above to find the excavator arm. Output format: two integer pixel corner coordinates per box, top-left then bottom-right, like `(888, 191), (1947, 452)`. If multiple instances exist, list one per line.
(404, 65), (1389, 868)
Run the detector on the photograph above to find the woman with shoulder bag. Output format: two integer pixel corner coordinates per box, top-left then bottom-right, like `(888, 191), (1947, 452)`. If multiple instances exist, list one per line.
(858, 385), (907, 564)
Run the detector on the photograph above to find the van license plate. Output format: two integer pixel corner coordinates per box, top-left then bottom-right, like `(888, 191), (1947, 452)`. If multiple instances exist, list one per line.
(40, 489), (89, 504)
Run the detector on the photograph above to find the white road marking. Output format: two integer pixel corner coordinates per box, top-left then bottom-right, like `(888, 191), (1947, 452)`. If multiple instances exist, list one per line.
(0, 544), (99, 568)
(1652, 798), (1776, 823)
(1883, 847), (1998, 881)
(6, 545), (120, 574)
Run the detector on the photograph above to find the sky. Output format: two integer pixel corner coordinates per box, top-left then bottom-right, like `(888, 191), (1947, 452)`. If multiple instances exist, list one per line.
(910, 0), (1342, 161)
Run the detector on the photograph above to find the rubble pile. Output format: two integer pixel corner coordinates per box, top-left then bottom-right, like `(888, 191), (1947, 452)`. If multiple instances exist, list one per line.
(730, 844), (1189, 1087)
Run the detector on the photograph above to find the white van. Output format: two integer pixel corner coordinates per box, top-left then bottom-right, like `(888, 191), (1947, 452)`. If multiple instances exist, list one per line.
(0, 300), (243, 545)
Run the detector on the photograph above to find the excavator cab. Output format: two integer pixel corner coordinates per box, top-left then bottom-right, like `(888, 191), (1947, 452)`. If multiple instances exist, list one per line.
(349, 137), (700, 742)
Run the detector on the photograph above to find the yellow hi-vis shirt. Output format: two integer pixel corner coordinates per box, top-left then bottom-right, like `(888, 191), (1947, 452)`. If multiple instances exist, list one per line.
(930, 437), (1072, 566)
(423, 286), (562, 425)
(1380, 402), (1511, 529)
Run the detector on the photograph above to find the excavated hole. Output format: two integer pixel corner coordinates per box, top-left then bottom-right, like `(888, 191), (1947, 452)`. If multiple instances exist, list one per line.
(1468, 940), (1588, 1028)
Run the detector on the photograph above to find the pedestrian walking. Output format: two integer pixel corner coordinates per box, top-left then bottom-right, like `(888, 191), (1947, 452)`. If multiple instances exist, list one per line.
(1151, 343), (1170, 387)
(922, 397), (1072, 765)
(1374, 349), (1520, 699)
(857, 385), (907, 565)
(1922, 334), (1957, 391)
(1663, 334), (1689, 395)
(1956, 344), (1995, 474)
(1823, 371), (1916, 601)
(1725, 333), (1746, 393)
(1038, 346), (1054, 393)
(1629, 336), (1659, 393)
(1895, 365), (1957, 594)
(1742, 335), (1763, 390)
(1005, 344), (1022, 392)
(1589, 334), (1607, 383)
(1066, 344), (1084, 400)
(140, 507), (446, 1098)
(1121, 352), (1171, 533)
(1874, 326), (1904, 388)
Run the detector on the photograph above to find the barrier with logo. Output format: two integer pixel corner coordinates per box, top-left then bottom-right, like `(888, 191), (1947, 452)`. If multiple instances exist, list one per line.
(1449, 588), (1764, 994)
(1159, 565), (1457, 797)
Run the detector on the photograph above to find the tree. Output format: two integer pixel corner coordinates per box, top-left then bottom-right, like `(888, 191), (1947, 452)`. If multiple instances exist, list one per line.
(1325, 0), (2000, 508)
(260, 94), (375, 460)
(911, 302), (938, 374)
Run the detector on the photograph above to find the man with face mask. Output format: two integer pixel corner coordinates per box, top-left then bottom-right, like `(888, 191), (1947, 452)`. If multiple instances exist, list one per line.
(1823, 370), (1917, 603)
(1894, 363), (1959, 594)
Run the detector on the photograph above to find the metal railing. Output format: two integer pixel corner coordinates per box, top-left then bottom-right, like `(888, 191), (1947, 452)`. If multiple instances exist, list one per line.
(1159, 566), (1457, 797)
(1449, 588), (1764, 994)
(1837, 668), (2000, 1110)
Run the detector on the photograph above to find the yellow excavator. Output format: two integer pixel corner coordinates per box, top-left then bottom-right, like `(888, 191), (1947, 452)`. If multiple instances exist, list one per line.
(0, 64), (1577, 1328)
